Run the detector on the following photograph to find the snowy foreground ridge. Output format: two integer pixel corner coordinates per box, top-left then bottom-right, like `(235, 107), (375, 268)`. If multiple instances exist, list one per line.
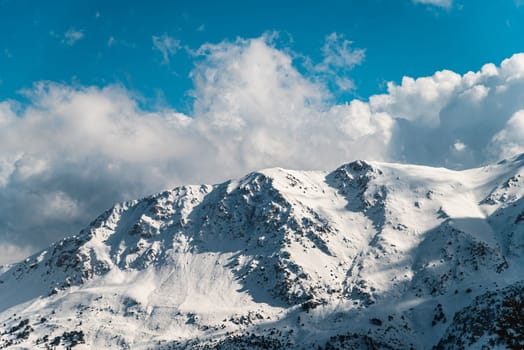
(1, 156), (523, 349)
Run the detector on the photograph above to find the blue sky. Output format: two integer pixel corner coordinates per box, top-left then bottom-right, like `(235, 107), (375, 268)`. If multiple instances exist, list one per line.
(2, 0), (524, 112)
(4, 0), (524, 262)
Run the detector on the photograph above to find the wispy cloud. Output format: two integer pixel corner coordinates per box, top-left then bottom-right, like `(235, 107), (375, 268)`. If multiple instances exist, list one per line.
(60, 28), (84, 46)
(319, 33), (365, 71)
(107, 36), (115, 47)
(106, 36), (136, 49)
(152, 33), (181, 64)
(412, 0), (452, 8)
(315, 32), (365, 91)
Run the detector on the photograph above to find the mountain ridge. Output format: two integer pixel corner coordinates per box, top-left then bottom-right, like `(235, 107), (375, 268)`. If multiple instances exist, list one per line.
(1, 156), (523, 349)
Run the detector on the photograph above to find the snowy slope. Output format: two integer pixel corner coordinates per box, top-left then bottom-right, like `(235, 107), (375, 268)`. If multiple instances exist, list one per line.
(0, 155), (523, 349)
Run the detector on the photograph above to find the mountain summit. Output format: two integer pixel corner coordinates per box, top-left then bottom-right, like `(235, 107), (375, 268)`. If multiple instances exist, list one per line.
(1, 156), (523, 349)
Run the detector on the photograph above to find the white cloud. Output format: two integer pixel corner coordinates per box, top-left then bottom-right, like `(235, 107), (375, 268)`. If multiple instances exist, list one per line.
(315, 32), (365, 91)
(370, 69), (463, 126)
(0, 244), (33, 265)
(152, 34), (181, 64)
(412, 0), (452, 8)
(62, 28), (84, 46)
(2, 34), (524, 264)
(453, 140), (466, 152)
(367, 54), (524, 166)
(106, 36), (136, 49)
(319, 33), (365, 71)
(490, 110), (524, 159)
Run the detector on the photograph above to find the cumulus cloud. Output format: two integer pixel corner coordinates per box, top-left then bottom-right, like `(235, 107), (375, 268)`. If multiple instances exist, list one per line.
(490, 110), (524, 159)
(370, 70), (462, 126)
(412, 0), (452, 8)
(2, 34), (524, 264)
(377, 55), (524, 167)
(0, 85), (201, 262)
(152, 33), (181, 64)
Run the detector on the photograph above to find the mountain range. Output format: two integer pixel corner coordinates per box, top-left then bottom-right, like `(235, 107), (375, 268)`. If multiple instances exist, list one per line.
(1, 155), (523, 349)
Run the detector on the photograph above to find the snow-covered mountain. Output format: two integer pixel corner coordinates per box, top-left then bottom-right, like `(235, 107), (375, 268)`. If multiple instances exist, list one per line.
(1, 155), (523, 349)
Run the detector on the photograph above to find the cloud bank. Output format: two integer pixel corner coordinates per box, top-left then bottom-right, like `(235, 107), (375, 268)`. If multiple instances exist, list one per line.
(1, 34), (524, 263)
